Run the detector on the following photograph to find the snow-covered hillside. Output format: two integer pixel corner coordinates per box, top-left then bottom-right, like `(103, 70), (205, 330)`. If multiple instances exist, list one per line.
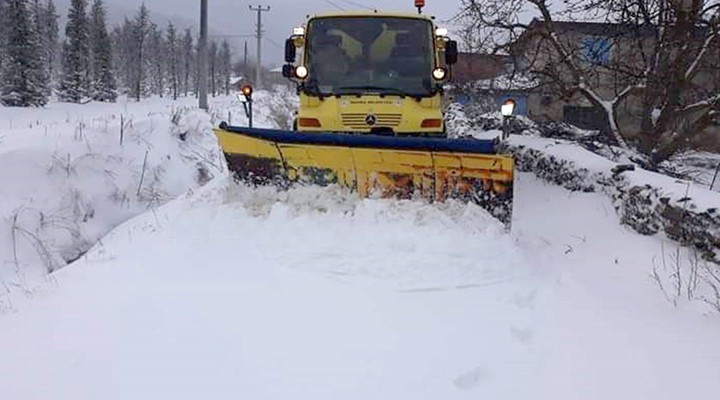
(1, 91), (720, 399)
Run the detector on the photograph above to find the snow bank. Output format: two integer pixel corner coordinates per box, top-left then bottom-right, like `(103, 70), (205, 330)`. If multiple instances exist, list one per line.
(504, 135), (720, 263)
(0, 97), (227, 290)
(447, 103), (720, 263)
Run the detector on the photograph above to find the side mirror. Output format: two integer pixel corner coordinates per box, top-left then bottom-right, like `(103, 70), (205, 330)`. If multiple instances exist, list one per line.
(445, 40), (458, 65)
(285, 38), (296, 63)
(282, 64), (295, 78)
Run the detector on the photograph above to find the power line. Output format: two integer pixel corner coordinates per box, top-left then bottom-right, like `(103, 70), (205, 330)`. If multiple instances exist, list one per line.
(323, 0), (347, 11)
(209, 34), (255, 39)
(249, 5), (271, 88)
(338, 0), (374, 10)
(264, 36), (284, 49)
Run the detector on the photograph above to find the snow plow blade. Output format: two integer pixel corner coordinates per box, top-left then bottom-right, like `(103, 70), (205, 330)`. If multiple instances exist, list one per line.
(214, 124), (514, 225)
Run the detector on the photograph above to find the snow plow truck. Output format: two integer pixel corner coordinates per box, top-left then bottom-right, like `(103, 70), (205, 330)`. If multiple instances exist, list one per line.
(214, 0), (515, 225)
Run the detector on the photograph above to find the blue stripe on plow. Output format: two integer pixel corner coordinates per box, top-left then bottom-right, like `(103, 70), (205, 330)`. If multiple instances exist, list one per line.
(220, 125), (498, 154)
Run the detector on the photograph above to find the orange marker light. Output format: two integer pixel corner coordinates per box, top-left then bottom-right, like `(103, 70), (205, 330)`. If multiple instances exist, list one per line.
(298, 118), (321, 127)
(421, 118), (442, 128)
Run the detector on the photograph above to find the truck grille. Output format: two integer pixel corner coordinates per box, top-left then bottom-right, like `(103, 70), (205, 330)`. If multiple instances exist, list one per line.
(341, 113), (402, 129)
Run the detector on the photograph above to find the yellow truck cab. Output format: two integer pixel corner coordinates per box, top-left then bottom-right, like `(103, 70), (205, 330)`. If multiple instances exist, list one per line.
(282, 9), (458, 137)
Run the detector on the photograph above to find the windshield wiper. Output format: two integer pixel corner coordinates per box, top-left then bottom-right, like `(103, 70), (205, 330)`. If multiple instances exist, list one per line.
(337, 85), (411, 97)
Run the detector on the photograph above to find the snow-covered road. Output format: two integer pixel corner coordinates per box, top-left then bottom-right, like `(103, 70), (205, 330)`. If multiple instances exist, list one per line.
(2, 92), (720, 399)
(2, 172), (719, 399)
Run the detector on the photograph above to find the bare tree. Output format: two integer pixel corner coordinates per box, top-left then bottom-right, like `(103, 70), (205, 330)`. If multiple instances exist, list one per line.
(460, 0), (720, 165)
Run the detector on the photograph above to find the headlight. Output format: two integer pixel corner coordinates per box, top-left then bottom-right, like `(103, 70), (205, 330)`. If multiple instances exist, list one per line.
(435, 27), (448, 37)
(293, 26), (305, 36)
(432, 67), (447, 80)
(295, 65), (308, 79)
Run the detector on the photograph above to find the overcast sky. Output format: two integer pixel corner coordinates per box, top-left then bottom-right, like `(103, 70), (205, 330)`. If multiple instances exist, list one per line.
(54, 0), (466, 66)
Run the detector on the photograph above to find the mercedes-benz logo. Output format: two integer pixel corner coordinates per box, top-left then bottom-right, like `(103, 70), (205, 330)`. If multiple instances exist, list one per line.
(364, 114), (377, 126)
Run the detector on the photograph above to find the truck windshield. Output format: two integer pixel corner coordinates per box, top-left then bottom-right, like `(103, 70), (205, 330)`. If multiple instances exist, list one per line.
(305, 17), (434, 97)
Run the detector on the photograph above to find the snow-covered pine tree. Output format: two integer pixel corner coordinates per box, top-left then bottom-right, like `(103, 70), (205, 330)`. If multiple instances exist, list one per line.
(110, 19), (133, 95)
(181, 28), (194, 97)
(41, 0), (60, 87)
(0, 1), (7, 81)
(193, 35), (201, 97)
(209, 40), (218, 96)
(29, 0), (52, 96)
(148, 26), (166, 97)
(0, 0), (49, 106)
(89, 0), (116, 102)
(219, 40), (232, 96)
(59, 0), (90, 103)
(166, 22), (179, 100)
(128, 4), (154, 101)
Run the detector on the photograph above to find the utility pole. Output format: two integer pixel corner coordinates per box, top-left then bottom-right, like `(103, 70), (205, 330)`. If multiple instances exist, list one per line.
(249, 5), (271, 88)
(199, 0), (209, 110)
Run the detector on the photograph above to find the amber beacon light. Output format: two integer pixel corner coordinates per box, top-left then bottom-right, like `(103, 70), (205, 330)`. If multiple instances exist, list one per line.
(241, 84), (253, 98)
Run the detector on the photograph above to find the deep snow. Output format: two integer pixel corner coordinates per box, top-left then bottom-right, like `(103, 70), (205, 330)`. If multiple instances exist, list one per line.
(1, 175), (719, 399)
(1, 92), (720, 399)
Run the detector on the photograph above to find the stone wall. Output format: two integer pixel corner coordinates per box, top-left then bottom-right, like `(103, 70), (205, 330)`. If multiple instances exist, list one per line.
(504, 142), (720, 264)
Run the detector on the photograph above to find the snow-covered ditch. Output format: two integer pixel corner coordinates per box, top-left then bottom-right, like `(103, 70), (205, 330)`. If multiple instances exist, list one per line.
(0, 96), (231, 290)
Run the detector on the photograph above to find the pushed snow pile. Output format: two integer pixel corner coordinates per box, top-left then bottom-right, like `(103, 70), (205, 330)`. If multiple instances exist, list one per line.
(3, 177), (720, 399)
(213, 181), (520, 291)
(0, 180), (539, 399)
(0, 98), (225, 287)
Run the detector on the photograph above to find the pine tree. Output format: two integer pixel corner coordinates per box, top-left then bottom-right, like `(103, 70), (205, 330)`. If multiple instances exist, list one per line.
(166, 23), (179, 100)
(42, 0), (60, 86)
(209, 40), (218, 96)
(1, 0), (49, 106)
(59, 0), (90, 102)
(148, 26), (166, 97)
(29, 0), (53, 96)
(89, 0), (116, 101)
(0, 1), (7, 78)
(219, 40), (232, 96)
(181, 28), (194, 97)
(128, 4), (154, 101)
(111, 19), (133, 95)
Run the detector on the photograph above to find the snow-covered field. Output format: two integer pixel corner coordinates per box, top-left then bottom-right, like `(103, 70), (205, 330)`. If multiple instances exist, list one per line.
(1, 93), (720, 399)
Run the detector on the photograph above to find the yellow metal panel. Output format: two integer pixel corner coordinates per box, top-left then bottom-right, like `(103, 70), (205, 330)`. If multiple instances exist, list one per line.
(298, 94), (444, 134)
(432, 153), (463, 169)
(214, 128), (280, 159)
